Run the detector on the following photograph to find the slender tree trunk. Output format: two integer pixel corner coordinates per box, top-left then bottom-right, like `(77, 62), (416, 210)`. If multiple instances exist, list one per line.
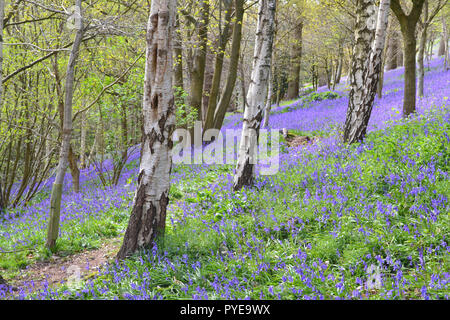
(240, 59), (247, 113)
(386, 29), (398, 70)
(335, 43), (344, 85)
(203, 2), (233, 132)
(117, 0), (176, 260)
(46, 0), (84, 249)
(438, 32), (445, 56)
(68, 146), (80, 193)
(234, 0), (276, 191)
(402, 30), (418, 116)
(417, 1), (428, 98)
(188, 0), (209, 135)
(212, 0), (245, 131)
(343, 0), (390, 144)
(174, 13), (184, 90)
(286, 22), (303, 100)
(378, 15), (393, 99)
(202, 51), (214, 124)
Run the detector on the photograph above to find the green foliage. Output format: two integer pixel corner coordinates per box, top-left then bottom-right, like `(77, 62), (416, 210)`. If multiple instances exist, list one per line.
(303, 91), (341, 103)
(174, 86), (198, 130)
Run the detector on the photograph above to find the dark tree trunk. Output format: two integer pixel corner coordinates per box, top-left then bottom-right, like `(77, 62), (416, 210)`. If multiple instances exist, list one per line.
(212, 0), (245, 131)
(286, 22), (303, 100)
(438, 33), (445, 56)
(188, 0), (209, 134)
(390, 0), (426, 117)
(174, 14), (184, 90)
(203, 1), (233, 132)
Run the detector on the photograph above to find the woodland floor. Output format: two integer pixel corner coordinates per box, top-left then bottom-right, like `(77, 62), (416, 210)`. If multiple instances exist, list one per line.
(7, 236), (122, 295)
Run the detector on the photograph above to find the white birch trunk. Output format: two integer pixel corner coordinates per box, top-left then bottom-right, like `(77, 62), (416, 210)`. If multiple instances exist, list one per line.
(117, 0), (176, 260)
(343, 0), (391, 144)
(233, 0), (276, 191)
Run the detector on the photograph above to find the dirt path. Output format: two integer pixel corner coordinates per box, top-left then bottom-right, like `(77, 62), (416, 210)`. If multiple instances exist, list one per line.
(7, 237), (122, 296)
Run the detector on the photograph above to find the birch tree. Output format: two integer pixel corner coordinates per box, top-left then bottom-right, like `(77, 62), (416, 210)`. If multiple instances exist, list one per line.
(234, 0), (276, 191)
(46, 0), (85, 250)
(343, 0), (391, 144)
(117, 0), (176, 260)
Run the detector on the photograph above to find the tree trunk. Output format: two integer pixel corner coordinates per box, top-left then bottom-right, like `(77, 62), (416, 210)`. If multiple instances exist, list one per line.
(46, 0), (84, 250)
(396, 37), (403, 67)
(402, 29), (418, 116)
(203, 2), (233, 132)
(390, 0), (426, 117)
(202, 51), (214, 125)
(386, 26), (399, 70)
(438, 32), (445, 56)
(68, 146), (80, 193)
(417, 1), (428, 98)
(234, 0), (276, 191)
(443, 14), (449, 70)
(343, 0), (387, 144)
(286, 22), (303, 100)
(174, 13), (184, 90)
(240, 59), (247, 113)
(212, 0), (245, 131)
(117, 0), (176, 260)
(334, 44), (344, 85)
(188, 0), (209, 134)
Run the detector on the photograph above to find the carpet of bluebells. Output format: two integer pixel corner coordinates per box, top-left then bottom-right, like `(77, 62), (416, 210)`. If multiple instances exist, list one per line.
(0, 57), (449, 300)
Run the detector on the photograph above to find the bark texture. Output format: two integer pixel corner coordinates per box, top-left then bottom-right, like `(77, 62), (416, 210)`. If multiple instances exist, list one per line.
(233, 0), (275, 191)
(390, 0), (426, 117)
(343, 0), (390, 144)
(117, 0), (176, 260)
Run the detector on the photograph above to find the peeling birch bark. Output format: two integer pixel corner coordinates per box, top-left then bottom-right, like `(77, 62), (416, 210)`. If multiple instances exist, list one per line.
(343, 0), (391, 144)
(233, 0), (276, 191)
(117, 0), (176, 260)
